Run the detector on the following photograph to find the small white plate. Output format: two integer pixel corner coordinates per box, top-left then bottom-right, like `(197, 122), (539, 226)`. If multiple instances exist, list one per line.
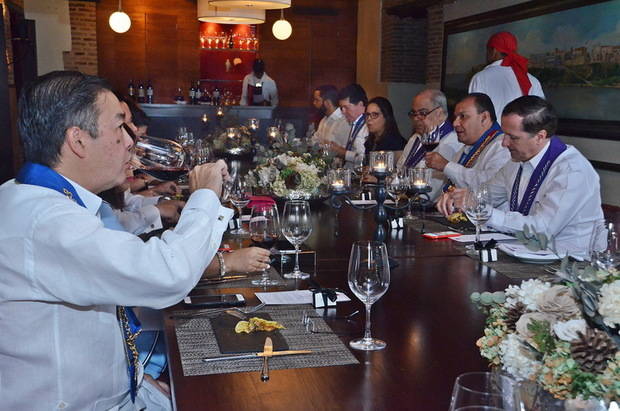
(498, 243), (561, 264)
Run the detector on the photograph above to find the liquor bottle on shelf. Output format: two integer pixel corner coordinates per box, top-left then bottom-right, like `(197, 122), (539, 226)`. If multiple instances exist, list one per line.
(175, 88), (186, 104)
(203, 89), (211, 105)
(212, 87), (221, 106)
(146, 80), (154, 104)
(128, 79), (135, 100)
(194, 81), (202, 103)
(189, 82), (196, 105)
(228, 33), (234, 49)
(137, 82), (145, 103)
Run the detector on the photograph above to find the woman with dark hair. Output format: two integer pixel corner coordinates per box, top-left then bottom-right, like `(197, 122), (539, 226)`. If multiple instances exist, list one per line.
(364, 96), (407, 154)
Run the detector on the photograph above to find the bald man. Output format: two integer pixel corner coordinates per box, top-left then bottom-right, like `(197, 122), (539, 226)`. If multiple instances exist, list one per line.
(469, 31), (545, 119)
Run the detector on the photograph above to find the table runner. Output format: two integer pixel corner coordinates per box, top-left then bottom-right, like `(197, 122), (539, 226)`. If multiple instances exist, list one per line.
(173, 304), (359, 376)
(194, 267), (294, 291)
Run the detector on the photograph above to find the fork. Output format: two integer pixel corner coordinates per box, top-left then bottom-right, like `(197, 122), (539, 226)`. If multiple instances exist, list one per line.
(225, 303), (267, 319)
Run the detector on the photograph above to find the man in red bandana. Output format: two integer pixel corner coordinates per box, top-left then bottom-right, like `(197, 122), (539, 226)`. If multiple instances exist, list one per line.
(469, 31), (545, 120)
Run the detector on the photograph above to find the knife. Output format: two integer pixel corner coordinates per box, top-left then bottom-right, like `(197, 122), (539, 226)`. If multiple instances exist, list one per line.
(201, 349), (313, 362)
(260, 337), (273, 382)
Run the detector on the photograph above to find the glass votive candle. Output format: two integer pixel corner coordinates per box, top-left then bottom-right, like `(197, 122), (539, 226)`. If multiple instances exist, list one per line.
(201, 113), (209, 124)
(328, 169), (351, 193)
(216, 106), (224, 118)
(248, 118), (259, 131)
(267, 126), (279, 141)
(226, 127), (238, 139)
(369, 151), (394, 175)
(409, 168), (432, 189)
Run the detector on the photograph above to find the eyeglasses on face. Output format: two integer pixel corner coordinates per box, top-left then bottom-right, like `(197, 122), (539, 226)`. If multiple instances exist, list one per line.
(408, 106), (440, 119)
(364, 112), (382, 120)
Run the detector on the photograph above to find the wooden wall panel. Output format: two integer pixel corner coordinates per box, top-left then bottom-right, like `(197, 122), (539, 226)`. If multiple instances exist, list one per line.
(96, 0), (356, 106)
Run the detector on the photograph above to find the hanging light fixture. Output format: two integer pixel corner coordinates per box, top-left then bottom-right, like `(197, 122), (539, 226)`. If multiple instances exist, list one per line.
(109, 0), (131, 33)
(208, 0), (290, 10)
(272, 9), (292, 40)
(198, 0), (265, 24)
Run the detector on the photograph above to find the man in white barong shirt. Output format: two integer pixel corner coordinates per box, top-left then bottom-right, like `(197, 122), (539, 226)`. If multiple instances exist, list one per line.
(438, 96), (603, 257)
(327, 84), (369, 168)
(0, 71), (237, 410)
(425, 93), (510, 192)
(397, 89), (463, 201)
(310, 84), (350, 148)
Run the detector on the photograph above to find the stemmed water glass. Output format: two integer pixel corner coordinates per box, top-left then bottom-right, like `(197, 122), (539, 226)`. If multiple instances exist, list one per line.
(589, 220), (619, 270)
(449, 371), (522, 411)
(229, 174), (251, 235)
(281, 200), (313, 279)
(348, 241), (390, 351)
(250, 203), (281, 286)
(463, 184), (493, 245)
(386, 169), (408, 207)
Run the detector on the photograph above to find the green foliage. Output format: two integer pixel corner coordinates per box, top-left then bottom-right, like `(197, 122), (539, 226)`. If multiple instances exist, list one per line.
(528, 320), (556, 354)
(571, 372), (607, 400)
(515, 224), (549, 251)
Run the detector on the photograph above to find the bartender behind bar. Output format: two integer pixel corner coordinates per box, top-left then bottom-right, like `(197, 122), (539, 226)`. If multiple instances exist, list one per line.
(240, 59), (279, 107)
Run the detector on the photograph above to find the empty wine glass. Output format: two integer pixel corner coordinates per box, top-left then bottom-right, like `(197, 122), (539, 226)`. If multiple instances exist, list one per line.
(250, 203), (281, 286)
(133, 135), (189, 181)
(449, 372), (521, 411)
(229, 174), (251, 235)
(463, 184), (493, 245)
(348, 241), (390, 351)
(590, 220), (619, 270)
(386, 170), (407, 207)
(281, 200), (313, 279)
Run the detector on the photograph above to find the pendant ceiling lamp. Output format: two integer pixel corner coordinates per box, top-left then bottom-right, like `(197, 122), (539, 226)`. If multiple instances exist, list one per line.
(109, 0), (131, 33)
(198, 0), (265, 24)
(272, 9), (291, 40)
(208, 0), (291, 10)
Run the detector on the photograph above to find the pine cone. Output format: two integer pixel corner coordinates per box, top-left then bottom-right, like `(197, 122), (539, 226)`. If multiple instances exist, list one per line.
(570, 328), (618, 374)
(505, 302), (526, 332)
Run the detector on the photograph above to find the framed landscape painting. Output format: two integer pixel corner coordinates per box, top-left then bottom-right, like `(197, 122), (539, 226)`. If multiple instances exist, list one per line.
(442, 0), (620, 140)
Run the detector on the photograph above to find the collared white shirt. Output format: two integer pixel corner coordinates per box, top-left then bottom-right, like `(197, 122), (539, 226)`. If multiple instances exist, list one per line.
(0, 177), (232, 410)
(397, 126), (463, 201)
(240, 72), (278, 107)
(468, 59), (545, 120)
(115, 190), (163, 235)
(311, 108), (350, 148)
(443, 133), (511, 191)
(344, 114), (368, 166)
(516, 140), (549, 203)
(486, 143), (604, 256)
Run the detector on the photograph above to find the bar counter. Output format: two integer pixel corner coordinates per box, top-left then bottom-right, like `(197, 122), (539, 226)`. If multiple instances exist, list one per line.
(163, 206), (516, 410)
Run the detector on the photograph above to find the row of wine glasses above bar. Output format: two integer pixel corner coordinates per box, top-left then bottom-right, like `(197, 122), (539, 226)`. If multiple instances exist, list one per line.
(200, 33), (259, 50)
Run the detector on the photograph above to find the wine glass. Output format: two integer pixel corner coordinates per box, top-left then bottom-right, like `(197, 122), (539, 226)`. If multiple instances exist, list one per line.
(421, 126), (440, 152)
(229, 174), (251, 235)
(386, 169), (407, 207)
(133, 135), (189, 181)
(463, 184), (493, 245)
(449, 372), (521, 411)
(590, 220), (619, 270)
(250, 203), (281, 286)
(348, 241), (390, 351)
(281, 200), (313, 279)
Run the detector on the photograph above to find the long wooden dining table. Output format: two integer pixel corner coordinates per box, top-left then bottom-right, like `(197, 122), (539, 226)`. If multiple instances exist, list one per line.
(163, 204), (519, 410)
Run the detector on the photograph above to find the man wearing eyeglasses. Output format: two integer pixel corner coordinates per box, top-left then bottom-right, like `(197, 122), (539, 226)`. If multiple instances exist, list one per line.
(326, 84), (369, 168)
(425, 93), (510, 192)
(396, 89), (463, 200)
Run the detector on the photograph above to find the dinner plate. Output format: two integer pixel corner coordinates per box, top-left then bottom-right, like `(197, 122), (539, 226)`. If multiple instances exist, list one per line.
(498, 243), (561, 264)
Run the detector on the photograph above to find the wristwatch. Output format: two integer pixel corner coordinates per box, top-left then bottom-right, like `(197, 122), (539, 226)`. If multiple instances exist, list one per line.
(216, 252), (226, 277)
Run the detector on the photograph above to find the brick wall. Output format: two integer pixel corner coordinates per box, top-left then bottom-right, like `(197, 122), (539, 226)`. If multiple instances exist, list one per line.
(425, 4), (444, 87)
(63, 0), (97, 75)
(381, 12), (426, 83)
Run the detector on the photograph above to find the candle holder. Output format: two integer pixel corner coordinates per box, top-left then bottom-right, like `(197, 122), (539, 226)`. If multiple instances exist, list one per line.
(215, 106), (225, 119)
(226, 127), (238, 139)
(328, 169), (351, 194)
(406, 168), (433, 217)
(247, 118), (259, 132)
(329, 155), (410, 242)
(201, 113), (209, 125)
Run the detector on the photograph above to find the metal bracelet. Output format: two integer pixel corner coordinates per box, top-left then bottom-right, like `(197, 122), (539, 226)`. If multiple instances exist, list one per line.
(216, 252), (226, 277)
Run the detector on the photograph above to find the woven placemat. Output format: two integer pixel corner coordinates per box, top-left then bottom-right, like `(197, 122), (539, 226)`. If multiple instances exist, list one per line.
(463, 249), (558, 280)
(173, 304), (359, 377)
(405, 218), (449, 233)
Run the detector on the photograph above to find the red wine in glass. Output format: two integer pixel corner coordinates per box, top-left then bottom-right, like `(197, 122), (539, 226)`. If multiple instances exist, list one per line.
(250, 234), (278, 250)
(423, 142), (439, 151)
(140, 166), (189, 181)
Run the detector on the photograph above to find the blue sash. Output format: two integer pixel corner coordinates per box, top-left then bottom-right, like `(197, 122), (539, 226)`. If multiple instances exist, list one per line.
(456, 122), (501, 166)
(345, 115), (366, 151)
(403, 122), (454, 168)
(510, 137), (567, 216)
(16, 162), (142, 402)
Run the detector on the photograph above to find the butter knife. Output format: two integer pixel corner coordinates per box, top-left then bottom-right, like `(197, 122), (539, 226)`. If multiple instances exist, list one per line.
(260, 337), (273, 381)
(201, 349), (312, 363)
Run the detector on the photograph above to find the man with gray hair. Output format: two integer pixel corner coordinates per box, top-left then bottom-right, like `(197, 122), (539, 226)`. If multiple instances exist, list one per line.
(0, 71), (233, 410)
(397, 89), (462, 200)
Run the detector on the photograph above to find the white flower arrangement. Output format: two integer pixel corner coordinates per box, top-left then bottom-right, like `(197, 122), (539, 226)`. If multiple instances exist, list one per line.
(598, 280), (620, 329)
(246, 152), (328, 199)
(505, 279), (551, 311)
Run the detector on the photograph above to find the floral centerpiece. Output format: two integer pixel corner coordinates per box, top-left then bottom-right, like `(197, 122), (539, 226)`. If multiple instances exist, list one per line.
(246, 151), (328, 199)
(471, 255), (620, 406)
